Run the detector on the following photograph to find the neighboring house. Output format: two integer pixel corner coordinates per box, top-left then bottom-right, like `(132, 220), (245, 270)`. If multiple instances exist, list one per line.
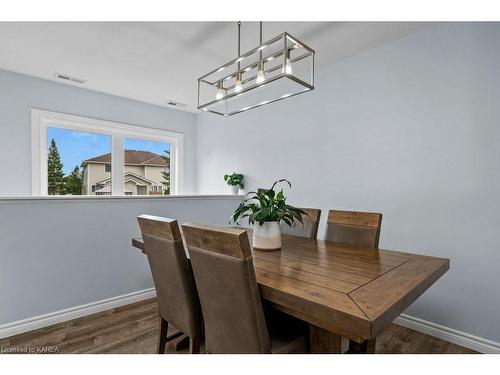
(82, 150), (168, 195)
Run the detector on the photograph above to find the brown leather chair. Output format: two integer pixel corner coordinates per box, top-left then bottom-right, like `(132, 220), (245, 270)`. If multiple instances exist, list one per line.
(325, 210), (382, 249)
(137, 215), (203, 354)
(280, 208), (321, 239)
(182, 223), (308, 354)
(324, 209), (382, 354)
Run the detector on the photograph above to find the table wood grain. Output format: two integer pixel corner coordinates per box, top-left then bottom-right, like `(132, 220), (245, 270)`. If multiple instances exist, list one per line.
(131, 232), (449, 345)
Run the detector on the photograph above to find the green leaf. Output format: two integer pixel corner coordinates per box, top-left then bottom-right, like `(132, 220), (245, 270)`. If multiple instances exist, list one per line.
(229, 178), (304, 229)
(224, 172), (244, 187)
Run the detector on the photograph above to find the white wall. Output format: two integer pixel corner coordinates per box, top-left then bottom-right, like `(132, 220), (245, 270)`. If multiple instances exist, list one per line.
(195, 23), (500, 343)
(0, 69), (197, 195)
(0, 196), (241, 328)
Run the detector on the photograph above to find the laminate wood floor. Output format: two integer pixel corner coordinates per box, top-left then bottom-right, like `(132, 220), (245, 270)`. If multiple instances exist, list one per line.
(0, 298), (477, 354)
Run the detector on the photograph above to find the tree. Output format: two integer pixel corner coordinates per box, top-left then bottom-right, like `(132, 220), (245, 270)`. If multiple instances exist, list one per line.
(161, 150), (171, 195)
(65, 165), (83, 195)
(47, 138), (65, 195)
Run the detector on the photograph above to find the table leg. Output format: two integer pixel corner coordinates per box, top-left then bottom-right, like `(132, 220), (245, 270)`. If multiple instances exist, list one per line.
(309, 324), (342, 353)
(347, 338), (376, 354)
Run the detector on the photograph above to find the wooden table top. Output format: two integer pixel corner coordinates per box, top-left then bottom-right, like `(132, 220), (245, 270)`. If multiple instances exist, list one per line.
(131, 233), (449, 343)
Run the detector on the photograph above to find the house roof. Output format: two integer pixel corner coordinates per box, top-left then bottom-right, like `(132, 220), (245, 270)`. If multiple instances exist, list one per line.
(83, 150), (167, 167)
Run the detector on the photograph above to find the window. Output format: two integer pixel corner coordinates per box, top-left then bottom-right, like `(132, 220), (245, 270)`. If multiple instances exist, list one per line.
(123, 137), (171, 196)
(31, 109), (183, 196)
(46, 127), (112, 196)
(152, 185), (162, 193)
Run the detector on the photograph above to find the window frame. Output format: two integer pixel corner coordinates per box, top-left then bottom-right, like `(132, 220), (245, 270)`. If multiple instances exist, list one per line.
(31, 109), (184, 196)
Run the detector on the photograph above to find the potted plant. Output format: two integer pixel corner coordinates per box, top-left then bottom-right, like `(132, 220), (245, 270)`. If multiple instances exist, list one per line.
(224, 173), (244, 195)
(230, 179), (307, 251)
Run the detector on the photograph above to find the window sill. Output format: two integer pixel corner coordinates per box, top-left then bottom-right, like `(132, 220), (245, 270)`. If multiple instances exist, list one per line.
(0, 194), (244, 203)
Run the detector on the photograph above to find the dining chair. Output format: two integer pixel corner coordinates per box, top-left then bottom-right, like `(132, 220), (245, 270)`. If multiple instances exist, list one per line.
(280, 208), (321, 239)
(137, 215), (204, 354)
(324, 209), (382, 354)
(325, 210), (383, 249)
(182, 223), (308, 354)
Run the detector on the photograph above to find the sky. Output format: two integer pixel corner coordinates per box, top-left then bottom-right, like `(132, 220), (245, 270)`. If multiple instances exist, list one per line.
(47, 127), (170, 175)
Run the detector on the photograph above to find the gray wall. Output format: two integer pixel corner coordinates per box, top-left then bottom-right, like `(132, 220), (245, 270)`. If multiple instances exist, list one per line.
(195, 23), (500, 343)
(0, 69), (197, 195)
(0, 196), (241, 325)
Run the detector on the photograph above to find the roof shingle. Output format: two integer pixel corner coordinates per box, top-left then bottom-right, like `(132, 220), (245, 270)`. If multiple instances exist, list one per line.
(84, 150), (168, 166)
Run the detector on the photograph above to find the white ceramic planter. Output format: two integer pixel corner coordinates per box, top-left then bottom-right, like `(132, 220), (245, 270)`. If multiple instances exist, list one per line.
(253, 222), (282, 251)
(230, 185), (240, 195)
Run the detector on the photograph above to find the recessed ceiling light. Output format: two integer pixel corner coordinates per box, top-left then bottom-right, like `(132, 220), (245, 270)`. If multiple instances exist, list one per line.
(166, 101), (187, 108)
(54, 72), (86, 84)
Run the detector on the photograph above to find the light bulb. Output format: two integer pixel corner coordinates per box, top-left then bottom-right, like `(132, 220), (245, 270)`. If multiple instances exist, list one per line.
(282, 50), (293, 75)
(256, 63), (265, 84)
(215, 82), (225, 99)
(234, 72), (243, 93)
(283, 58), (292, 74)
(235, 80), (243, 93)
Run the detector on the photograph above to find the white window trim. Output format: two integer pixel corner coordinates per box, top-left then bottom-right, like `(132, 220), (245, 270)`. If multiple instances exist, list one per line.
(31, 109), (184, 196)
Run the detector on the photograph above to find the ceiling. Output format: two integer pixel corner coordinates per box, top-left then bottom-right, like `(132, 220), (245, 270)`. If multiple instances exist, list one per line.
(0, 22), (435, 113)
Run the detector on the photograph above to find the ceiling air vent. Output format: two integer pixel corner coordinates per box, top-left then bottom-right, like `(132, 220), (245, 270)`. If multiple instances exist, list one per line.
(167, 101), (187, 108)
(54, 73), (87, 84)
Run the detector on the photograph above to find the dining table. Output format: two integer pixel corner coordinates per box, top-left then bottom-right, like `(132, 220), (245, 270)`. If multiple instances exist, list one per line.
(131, 229), (449, 354)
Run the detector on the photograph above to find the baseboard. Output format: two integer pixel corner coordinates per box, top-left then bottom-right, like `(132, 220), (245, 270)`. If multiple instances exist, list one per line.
(395, 314), (500, 354)
(0, 288), (156, 339)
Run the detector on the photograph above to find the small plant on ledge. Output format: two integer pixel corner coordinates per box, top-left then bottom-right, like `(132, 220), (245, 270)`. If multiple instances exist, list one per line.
(230, 179), (307, 251)
(224, 172), (244, 195)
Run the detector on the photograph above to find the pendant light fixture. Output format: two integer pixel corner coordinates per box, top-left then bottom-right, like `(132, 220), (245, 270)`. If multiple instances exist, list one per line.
(198, 22), (315, 116)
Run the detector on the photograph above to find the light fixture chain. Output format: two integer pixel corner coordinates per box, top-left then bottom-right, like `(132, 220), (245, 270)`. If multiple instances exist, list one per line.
(259, 21), (263, 60)
(235, 21), (243, 92)
(237, 21), (241, 66)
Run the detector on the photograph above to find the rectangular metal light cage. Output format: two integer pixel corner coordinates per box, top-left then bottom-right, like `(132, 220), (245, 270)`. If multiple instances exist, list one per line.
(198, 33), (315, 117)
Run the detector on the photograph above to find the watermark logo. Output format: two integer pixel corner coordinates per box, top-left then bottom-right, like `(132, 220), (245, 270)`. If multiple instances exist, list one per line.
(0, 345), (60, 354)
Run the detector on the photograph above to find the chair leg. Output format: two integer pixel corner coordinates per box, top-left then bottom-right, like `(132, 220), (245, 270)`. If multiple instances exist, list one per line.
(189, 337), (201, 354)
(347, 338), (376, 354)
(157, 317), (169, 354)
